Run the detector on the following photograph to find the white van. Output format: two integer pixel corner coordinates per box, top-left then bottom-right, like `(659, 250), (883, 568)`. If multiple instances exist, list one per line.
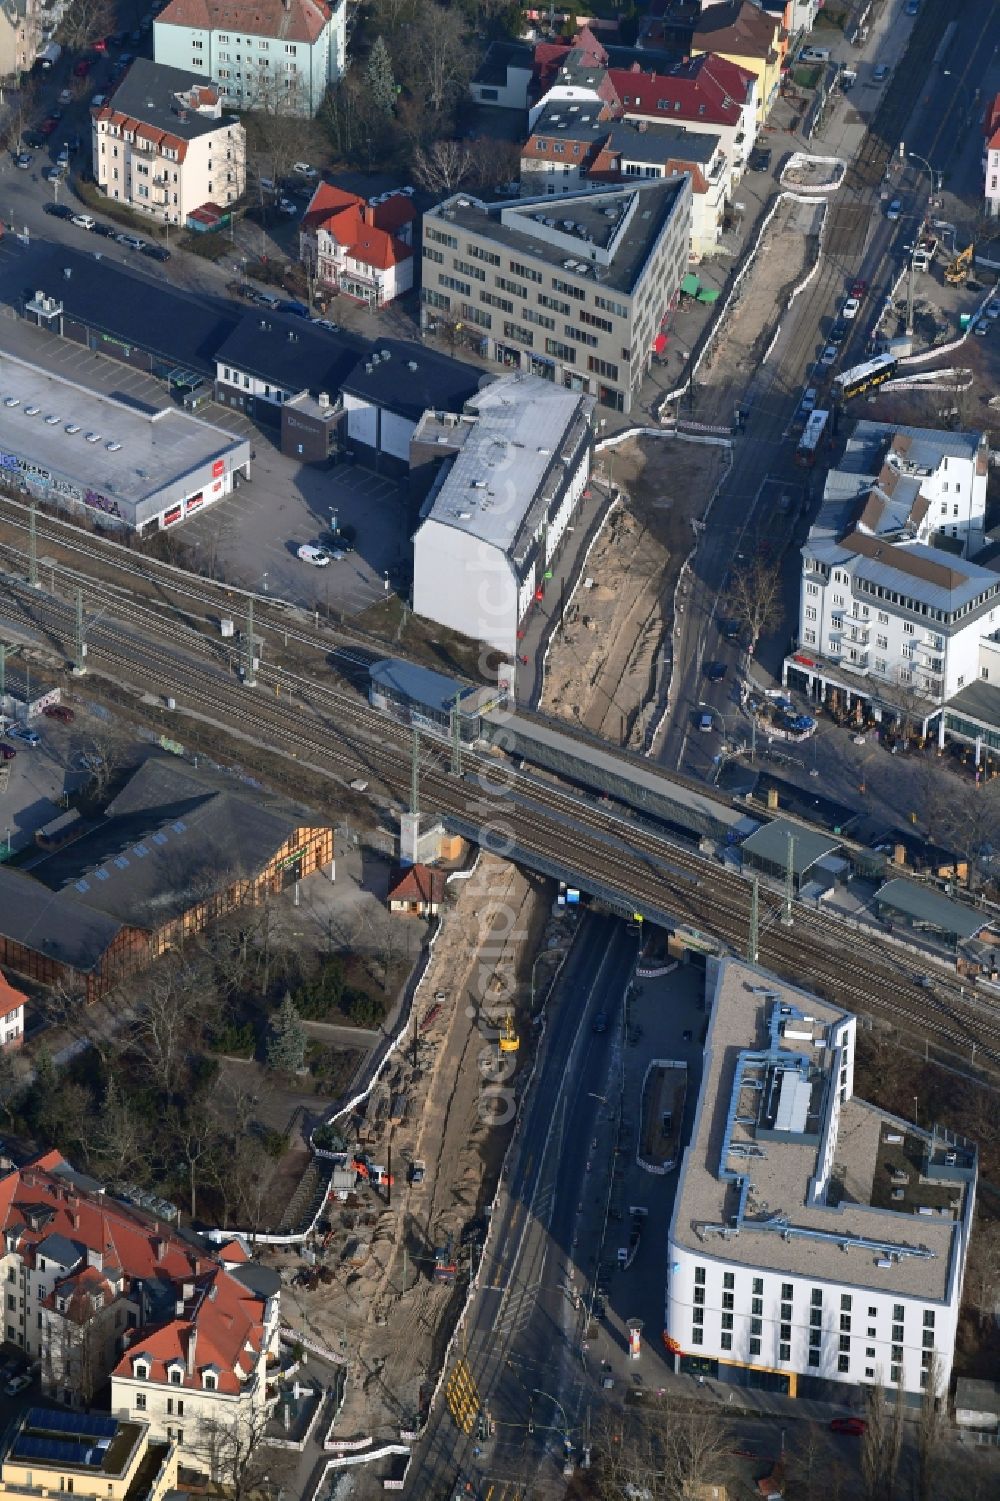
(801, 46), (831, 62)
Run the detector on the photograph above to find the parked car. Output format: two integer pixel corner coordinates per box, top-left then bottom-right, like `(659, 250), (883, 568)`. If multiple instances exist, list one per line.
(904, 0), (919, 13)
(749, 147), (772, 172)
(292, 161), (319, 179)
(57, 88), (72, 104)
(0, 745), (15, 762)
(820, 344), (838, 366)
(283, 299), (310, 318)
(43, 165), (64, 181)
(312, 317), (338, 332)
(297, 544), (331, 567)
(43, 202), (73, 219)
(830, 1417), (866, 1436)
(43, 705), (75, 723)
(698, 712), (714, 732)
(277, 197), (299, 215)
(7, 725), (40, 746)
(140, 243), (171, 261)
(841, 297), (861, 320)
(73, 59), (92, 77)
(39, 117), (58, 135)
(800, 386), (819, 413)
(115, 232), (145, 249)
(592, 1013), (608, 1034)
(71, 213), (96, 230)
(829, 318), (847, 343)
(703, 661), (727, 682)
(57, 144), (70, 165)
(850, 277), (868, 298)
(873, 64), (890, 81)
(886, 199), (901, 221)
(15, 152), (32, 169)
(90, 221), (118, 238)
(4, 1372), (31, 1396)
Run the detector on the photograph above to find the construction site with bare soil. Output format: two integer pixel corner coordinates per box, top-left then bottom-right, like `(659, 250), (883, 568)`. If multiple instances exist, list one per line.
(266, 855), (575, 1443)
(540, 438), (728, 747)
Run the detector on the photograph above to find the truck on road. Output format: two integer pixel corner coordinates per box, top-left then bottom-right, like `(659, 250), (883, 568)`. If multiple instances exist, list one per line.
(36, 41), (62, 68)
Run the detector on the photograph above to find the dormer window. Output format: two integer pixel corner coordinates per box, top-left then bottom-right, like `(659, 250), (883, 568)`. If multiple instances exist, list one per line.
(203, 1372), (217, 1391)
(170, 1368), (183, 1385)
(133, 1360), (149, 1380)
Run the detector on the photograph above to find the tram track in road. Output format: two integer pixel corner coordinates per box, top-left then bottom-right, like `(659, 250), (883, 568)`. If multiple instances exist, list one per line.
(3, 571), (998, 1077)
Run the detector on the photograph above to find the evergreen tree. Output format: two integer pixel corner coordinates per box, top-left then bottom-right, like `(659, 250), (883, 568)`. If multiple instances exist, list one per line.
(366, 36), (397, 116)
(266, 994), (307, 1075)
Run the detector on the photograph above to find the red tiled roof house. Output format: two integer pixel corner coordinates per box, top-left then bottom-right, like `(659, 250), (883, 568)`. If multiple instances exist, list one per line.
(0, 971), (25, 1050)
(300, 183), (416, 307)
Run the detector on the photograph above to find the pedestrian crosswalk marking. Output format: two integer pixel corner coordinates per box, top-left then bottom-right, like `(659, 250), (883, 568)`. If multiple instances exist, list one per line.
(445, 1357), (480, 1434)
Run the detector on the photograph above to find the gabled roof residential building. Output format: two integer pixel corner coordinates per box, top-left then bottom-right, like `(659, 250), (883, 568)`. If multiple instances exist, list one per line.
(0, 971), (26, 1051)
(153, 0), (346, 117)
(607, 52), (757, 169)
(0, 0), (41, 80)
(0, 1152), (280, 1473)
(691, 0), (785, 120)
(92, 58), (246, 226)
(299, 183), (417, 308)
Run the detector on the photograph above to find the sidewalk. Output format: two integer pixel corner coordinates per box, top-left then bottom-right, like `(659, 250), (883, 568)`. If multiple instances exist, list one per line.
(515, 479), (613, 708)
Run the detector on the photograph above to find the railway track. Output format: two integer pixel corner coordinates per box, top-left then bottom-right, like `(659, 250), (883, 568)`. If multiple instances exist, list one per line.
(3, 573), (999, 1077)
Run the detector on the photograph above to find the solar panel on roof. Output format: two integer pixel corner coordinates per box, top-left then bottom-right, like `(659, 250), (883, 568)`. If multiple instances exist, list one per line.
(14, 1435), (99, 1467)
(25, 1408), (117, 1440)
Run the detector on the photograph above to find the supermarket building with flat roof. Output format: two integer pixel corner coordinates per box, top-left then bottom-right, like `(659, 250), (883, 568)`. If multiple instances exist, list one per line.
(0, 349), (250, 533)
(665, 958), (976, 1402)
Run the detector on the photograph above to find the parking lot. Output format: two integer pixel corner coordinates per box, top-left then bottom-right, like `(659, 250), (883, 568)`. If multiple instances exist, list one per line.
(0, 705), (86, 856)
(0, 312), (410, 614)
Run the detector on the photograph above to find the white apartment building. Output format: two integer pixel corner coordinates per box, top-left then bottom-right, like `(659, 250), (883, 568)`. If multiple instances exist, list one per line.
(0, 971), (25, 1050)
(92, 58), (245, 225)
(154, 0), (345, 118)
(785, 422), (998, 716)
(0, 1152), (281, 1477)
(412, 375), (595, 655)
(665, 959), (977, 1402)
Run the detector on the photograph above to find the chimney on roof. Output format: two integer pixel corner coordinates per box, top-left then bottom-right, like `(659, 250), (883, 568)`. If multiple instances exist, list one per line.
(187, 1326), (198, 1377)
(152, 1236), (167, 1263)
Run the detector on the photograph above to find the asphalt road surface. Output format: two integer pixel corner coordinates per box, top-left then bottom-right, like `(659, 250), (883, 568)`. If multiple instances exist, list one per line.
(412, 914), (634, 1499)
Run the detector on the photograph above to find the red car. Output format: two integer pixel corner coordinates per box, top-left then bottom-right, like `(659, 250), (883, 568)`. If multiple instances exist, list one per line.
(850, 278), (868, 298)
(43, 705), (75, 723)
(39, 117), (58, 135)
(830, 1416), (866, 1436)
(0, 744), (15, 762)
(73, 59), (92, 77)
(93, 37), (107, 51)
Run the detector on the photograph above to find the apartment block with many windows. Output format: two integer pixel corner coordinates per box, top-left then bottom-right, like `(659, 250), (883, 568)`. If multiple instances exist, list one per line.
(153, 0), (345, 118)
(785, 422), (997, 719)
(665, 959), (977, 1402)
(92, 58), (245, 225)
(420, 178), (691, 413)
(0, 1151), (280, 1477)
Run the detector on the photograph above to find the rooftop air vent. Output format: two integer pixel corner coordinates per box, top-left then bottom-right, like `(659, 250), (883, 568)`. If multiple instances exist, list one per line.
(407, 360), (418, 371)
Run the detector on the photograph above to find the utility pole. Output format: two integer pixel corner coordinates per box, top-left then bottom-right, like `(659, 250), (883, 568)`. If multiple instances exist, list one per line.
(28, 503), (38, 589)
(72, 589), (87, 676)
(410, 725), (420, 818)
(243, 596), (256, 687)
(450, 691), (462, 777)
(0, 641), (5, 703)
(782, 833), (796, 926)
(747, 876), (759, 964)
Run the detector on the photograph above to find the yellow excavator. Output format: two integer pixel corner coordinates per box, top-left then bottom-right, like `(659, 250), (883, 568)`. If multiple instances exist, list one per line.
(944, 243), (974, 286)
(499, 1010), (520, 1054)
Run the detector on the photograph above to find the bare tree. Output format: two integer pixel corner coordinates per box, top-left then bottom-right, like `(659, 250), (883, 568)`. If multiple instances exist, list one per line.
(58, 0), (116, 51)
(78, 727), (134, 802)
(412, 139), (473, 194)
(410, 2), (472, 115)
(0, 1047), (27, 1126)
(729, 553), (783, 656)
(193, 1407), (291, 1500)
(468, 135), (521, 192)
(861, 1378), (889, 1501)
(916, 1350), (945, 1501)
(128, 959), (209, 1094)
(593, 1398), (730, 1500)
(92, 1079), (151, 1184)
(963, 1217), (1000, 1333)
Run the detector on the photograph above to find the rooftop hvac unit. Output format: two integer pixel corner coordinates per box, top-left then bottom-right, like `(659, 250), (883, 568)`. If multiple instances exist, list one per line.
(318, 392), (330, 408)
(407, 360), (418, 371)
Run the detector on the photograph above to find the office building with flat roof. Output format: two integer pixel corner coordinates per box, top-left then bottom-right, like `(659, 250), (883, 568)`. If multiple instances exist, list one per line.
(420, 177), (690, 413)
(665, 958), (976, 1401)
